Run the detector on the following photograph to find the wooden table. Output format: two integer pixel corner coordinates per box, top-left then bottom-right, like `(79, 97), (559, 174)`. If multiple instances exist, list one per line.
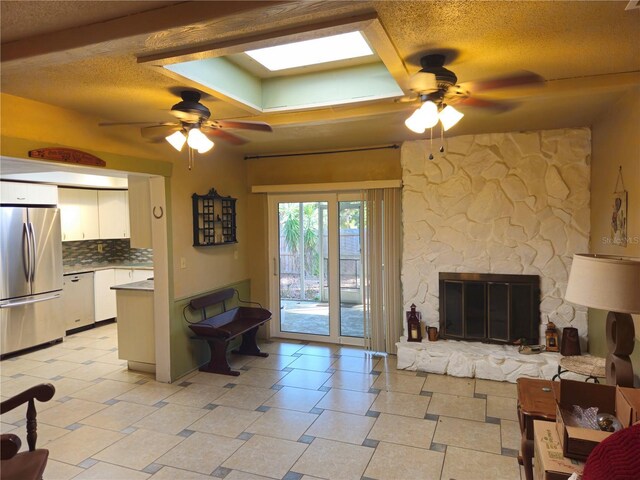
(517, 378), (559, 480)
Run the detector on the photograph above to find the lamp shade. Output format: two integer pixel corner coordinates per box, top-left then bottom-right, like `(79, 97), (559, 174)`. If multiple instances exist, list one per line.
(165, 131), (186, 151)
(404, 101), (439, 133)
(439, 105), (464, 131)
(404, 110), (426, 134)
(197, 138), (214, 154)
(565, 254), (640, 314)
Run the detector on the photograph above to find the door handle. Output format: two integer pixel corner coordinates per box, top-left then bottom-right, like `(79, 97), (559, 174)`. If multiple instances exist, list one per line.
(28, 222), (37, 283)
(71, 279), (80, 283)
(22, 223), (31, 282)
(273, 257), (277, 276)
(0, 293), (61, 308)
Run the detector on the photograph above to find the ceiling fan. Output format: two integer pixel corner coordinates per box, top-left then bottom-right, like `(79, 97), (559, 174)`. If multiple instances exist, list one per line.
(100, 90), (273, 148)
(401, 53), (544, 133)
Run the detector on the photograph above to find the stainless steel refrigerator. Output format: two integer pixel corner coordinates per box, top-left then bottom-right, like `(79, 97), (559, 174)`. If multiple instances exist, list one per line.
(1, 206), (64, 355)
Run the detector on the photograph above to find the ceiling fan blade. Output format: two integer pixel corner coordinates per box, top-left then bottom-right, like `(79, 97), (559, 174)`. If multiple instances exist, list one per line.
(202, 127), (248, 146)
(140, 124), (180, 140)
(455, 97), (515, 112)
(99, 121), (176, 127)
(213, 120), (273, 132)
(395, 93), (420, 104)
(465, 71), (544, 93)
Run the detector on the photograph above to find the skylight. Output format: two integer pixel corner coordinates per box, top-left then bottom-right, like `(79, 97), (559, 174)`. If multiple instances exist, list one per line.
(245, 31), (373, 71)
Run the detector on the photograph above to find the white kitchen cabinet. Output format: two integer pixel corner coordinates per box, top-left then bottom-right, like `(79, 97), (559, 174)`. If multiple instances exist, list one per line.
(115, 268), (133, 285)
(115, 268), (152, 285)
(58, 188), (100, 241)
(1, 181), (58, 205)
(127, 176), (152, 248)
(98, 190), (130, 239)
(132, 269), (151, 281)
(94, 269), (117, 322)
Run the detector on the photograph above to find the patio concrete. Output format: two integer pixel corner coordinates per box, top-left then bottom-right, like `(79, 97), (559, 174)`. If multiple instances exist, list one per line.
(280, 300), (364, 338)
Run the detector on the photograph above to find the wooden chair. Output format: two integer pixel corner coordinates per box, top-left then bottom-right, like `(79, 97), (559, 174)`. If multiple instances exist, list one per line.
(1, 383), (55, 480)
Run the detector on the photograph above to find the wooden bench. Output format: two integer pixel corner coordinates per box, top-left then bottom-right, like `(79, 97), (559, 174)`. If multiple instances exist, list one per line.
(188, 288), (271, 376)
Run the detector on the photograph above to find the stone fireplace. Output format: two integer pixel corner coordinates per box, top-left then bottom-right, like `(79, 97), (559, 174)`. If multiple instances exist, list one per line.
(397, 128), (592, 382)
(401, 128), (591, 348)
(439, 272), (540, 345)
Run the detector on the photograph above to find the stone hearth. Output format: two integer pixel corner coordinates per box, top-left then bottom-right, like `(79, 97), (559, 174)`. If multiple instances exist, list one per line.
(396, 338), (594, 383)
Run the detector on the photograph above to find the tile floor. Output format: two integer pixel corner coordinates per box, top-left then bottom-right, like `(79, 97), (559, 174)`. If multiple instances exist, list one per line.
(0, 322), (524, 479)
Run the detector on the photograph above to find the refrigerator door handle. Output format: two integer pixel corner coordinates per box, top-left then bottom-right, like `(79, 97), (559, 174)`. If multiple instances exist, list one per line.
(28, 222), (37, 283)
(0, 293), (61, 308)
(22, 222), (32, 282)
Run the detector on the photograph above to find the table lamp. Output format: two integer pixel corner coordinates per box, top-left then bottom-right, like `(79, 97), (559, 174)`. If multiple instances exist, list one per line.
(565, 254), (640, 387)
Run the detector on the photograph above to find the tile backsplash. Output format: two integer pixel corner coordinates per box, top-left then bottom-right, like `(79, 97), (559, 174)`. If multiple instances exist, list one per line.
(63, 239), (153, 266)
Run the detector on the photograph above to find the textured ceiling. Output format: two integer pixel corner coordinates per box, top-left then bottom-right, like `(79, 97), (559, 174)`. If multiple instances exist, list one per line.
(0, 1), (183, 43)
(1, 1), (639, 157)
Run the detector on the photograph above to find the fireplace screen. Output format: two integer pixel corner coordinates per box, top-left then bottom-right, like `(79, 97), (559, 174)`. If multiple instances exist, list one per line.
(439, 273), (540, 345)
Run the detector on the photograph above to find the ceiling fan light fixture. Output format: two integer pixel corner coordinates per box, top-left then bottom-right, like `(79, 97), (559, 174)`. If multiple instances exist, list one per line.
(166, 130), (187, 151)
(197, 138), (214, 154)
(418, 101), (439, 128)
(405, 100), (439, 133)
(404, 110), (426, 133)
(187, 127), (210, 150)
(439, 105), (464, 131)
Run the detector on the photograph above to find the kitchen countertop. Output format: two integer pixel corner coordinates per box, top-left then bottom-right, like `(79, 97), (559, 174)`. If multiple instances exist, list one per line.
(63, 263), (154, 275)
(111, 279), (154, 291)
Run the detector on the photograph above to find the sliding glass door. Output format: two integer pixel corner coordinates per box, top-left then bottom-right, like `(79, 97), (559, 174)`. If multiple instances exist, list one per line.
(339, 199), (364, 338)
(278, 200), (329, 336)
(269, 193), (363, 345)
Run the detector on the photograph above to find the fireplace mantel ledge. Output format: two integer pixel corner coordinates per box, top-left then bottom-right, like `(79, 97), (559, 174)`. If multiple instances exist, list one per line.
(396, 338), (593, 384)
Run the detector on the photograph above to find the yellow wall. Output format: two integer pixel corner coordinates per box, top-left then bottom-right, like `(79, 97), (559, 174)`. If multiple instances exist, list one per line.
(170, 150), (249, 300)
(247, 146), (401, 186)
(245, 146), (401, 314)
(589, 87), (640, 385)
(1, 94), (170, 167)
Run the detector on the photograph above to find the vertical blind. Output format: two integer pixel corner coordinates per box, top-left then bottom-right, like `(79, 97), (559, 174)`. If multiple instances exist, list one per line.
(362, 188), (403, 353)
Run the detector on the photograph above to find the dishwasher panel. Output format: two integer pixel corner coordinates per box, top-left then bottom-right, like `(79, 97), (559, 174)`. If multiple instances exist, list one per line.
(62, 272), (95, 332)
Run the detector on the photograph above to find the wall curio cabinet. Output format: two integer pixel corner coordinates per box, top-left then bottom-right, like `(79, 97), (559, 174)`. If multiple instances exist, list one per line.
(192, 188), (237, 246)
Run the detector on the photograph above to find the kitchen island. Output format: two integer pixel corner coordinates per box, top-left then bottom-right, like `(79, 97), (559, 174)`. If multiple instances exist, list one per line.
(112, 279), (155, 373)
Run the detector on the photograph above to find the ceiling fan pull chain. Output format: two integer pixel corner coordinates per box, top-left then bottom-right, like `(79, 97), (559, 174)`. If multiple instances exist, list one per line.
(439, 124), (445, 153)
(428, 127), (434, 160)
(188, 147), (194, 170)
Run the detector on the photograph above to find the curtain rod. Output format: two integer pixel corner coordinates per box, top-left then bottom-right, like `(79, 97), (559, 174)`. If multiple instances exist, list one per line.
(244, 144), (400, 161)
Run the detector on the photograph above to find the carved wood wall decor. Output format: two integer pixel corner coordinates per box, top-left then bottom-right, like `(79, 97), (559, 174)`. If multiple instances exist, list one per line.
(28, 148), (106, 167)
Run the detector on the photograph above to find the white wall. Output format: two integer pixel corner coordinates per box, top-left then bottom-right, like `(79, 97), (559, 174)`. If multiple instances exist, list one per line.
(401, 128), (591, 344)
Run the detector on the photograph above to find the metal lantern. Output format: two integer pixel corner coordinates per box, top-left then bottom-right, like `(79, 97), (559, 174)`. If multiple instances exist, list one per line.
(406, 304), (422, 342)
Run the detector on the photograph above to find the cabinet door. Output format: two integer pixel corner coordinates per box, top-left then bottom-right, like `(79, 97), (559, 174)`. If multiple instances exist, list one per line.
(115, 268), (133, 285)
(59, 188), (99, 241)
(1, 182), (28, 204)
(98, 190), (129, 239)
(27, 184), (58, 205)
(132, 269), (152, 282)
(1, 182), (57, 205)
(94, 269), (117, 322)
